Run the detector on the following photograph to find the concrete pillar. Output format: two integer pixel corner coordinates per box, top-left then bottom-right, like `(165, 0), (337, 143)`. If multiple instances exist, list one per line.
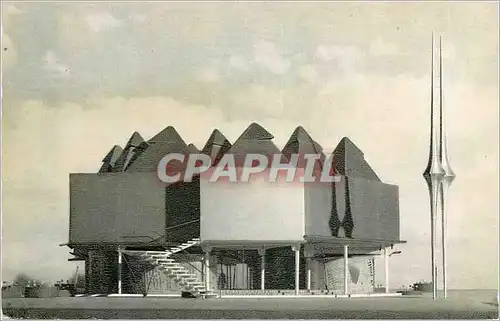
(203, 246), (211, 291)
(303, 244), (314, 291)
(258, 248), (266, 290)
(117, 247), (123, 294)
(343, 245), (349, 295)
(292, 244), (300, 296)
(306, 258), (312, 291)
(384, 247), (389, 293)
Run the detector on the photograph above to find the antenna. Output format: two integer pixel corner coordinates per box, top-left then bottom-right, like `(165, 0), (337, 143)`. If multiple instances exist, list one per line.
(438, 35), (456, 300)
(422, 32), (445, 300)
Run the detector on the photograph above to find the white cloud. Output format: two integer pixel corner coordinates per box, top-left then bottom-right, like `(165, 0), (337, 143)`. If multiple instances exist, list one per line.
(85, 13), (122, 32)
(297, 65), (319, 84)
(43, 51), (71, 78)
(3, 4), (23, 17)
(129, 14), (147, 24)
(369, 37), (401, 56)
(198, 66), (220, 82)
(254, 41), (291, 75)
(229, 55), (249, 72)
(315, 44), (363, 73)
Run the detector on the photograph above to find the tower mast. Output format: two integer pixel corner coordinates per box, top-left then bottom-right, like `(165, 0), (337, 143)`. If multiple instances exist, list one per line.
(438, 36), (456, 299)
(423, 33), (445, 300)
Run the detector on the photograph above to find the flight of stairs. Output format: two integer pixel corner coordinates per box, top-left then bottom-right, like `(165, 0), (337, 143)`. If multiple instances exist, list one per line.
(122, 238), (215, 298)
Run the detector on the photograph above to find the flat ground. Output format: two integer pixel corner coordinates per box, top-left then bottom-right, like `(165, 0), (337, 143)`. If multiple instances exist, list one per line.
(2, 290), (498, 319)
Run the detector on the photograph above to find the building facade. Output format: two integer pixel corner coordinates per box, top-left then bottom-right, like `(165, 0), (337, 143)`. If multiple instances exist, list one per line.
(65, 123), (404, 296)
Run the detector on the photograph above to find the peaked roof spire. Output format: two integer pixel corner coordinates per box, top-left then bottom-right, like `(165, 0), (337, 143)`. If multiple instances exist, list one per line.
(148, 126), (187, 145)
(226, 123), (282, 166)
(332, 137), (380, 181)
(98, 145), (123, 172)
(282, 126), (324, 155)
(112, 132), (148, 172)
(186, 143), (200, 154)
(202, 129), (232, 149)
(235, 122), (274, 141)
(201, 129), (232, 166)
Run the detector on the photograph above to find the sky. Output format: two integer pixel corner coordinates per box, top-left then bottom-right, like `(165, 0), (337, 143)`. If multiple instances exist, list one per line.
(1, 2), (498, 289)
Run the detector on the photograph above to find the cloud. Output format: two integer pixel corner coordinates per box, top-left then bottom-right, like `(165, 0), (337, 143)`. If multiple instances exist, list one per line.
(297, 65), (319, 84)
(43, 50), (71, 77)
(369, 37), (401, 56)
(315, 44), (362, 73)
(3, 3), (23, 17)
(85, 12), (122, 32)
(129, 13), (147, 24)
(254, 41), (291, 75)
(198, 66), (220, 82)
(229, 55), (250, 72)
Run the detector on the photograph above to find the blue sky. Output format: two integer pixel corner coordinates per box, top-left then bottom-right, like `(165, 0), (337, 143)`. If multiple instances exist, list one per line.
(2, 2), (498, 289)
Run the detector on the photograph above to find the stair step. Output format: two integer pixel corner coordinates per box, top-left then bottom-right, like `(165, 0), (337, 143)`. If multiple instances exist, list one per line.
(162, 265), (183, 269)
(160, 263), (185, 269)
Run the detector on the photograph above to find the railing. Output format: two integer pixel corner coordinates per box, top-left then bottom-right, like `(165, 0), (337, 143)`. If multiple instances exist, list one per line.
(120, 219), (200, 246)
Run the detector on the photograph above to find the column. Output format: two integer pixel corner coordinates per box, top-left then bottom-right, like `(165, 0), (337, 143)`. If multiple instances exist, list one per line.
(303, 244), (314, 291)
(292, 244), (300, 296)
(117, 247), (123, 294)
(306, 258), (312, 291)
(258, 248), (266, 290)
(343, 244), (349, 295)
(372, 257), (376, 289)
(203, 246), (211, 291)
(384, 247), (389, 293)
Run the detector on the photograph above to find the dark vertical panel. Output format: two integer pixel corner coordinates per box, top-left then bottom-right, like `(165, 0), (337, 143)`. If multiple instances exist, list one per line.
(164, 177), (200, 242)
(69, 173), (166, 244)
(265, 247), (306, 290)
(87, 250), (118, 294)
(304, 181), (333, 237)
(348, 178), (400, 240)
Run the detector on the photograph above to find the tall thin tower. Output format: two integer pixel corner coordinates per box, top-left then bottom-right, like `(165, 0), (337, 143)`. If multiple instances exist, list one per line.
(423, 33), (445, 300)
(438, 36), (456, 299)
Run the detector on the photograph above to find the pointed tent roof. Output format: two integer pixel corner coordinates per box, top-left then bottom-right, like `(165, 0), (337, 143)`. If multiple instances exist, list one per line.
(148, 126), (187, 145)
(186, 143), (200, 154)
(235, 122), (274, 141)
(201, 129), (232, 166)
(101, 145), (123, 164)
(282, 126), (325, 170)
(126, 131), (146, 148)
(127, 126), (188, 172)
(332, 137), (380, 181)
(203, 129), (231, 149)
(226, 123), (282, 166)
(113, 132), (147, 172)
(98, 145), (123, 173)
(282, 126), (324, 156)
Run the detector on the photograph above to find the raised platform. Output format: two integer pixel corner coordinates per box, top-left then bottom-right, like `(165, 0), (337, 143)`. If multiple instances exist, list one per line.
(218, 289), (401, 298)
(104, 289), (402, 299)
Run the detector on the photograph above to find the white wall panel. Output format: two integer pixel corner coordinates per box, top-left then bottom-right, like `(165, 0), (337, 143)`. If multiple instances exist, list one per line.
(200, 172), (305, 242)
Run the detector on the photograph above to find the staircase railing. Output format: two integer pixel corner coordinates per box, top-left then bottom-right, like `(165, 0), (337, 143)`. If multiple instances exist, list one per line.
(143, 219), (201, 246)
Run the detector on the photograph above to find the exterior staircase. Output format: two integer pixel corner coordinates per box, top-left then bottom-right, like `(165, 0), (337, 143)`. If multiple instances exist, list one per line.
(122, 238), (214, 298)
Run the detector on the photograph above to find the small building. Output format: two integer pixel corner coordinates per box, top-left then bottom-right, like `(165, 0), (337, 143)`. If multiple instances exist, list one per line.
(64, 123), (404, 296)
